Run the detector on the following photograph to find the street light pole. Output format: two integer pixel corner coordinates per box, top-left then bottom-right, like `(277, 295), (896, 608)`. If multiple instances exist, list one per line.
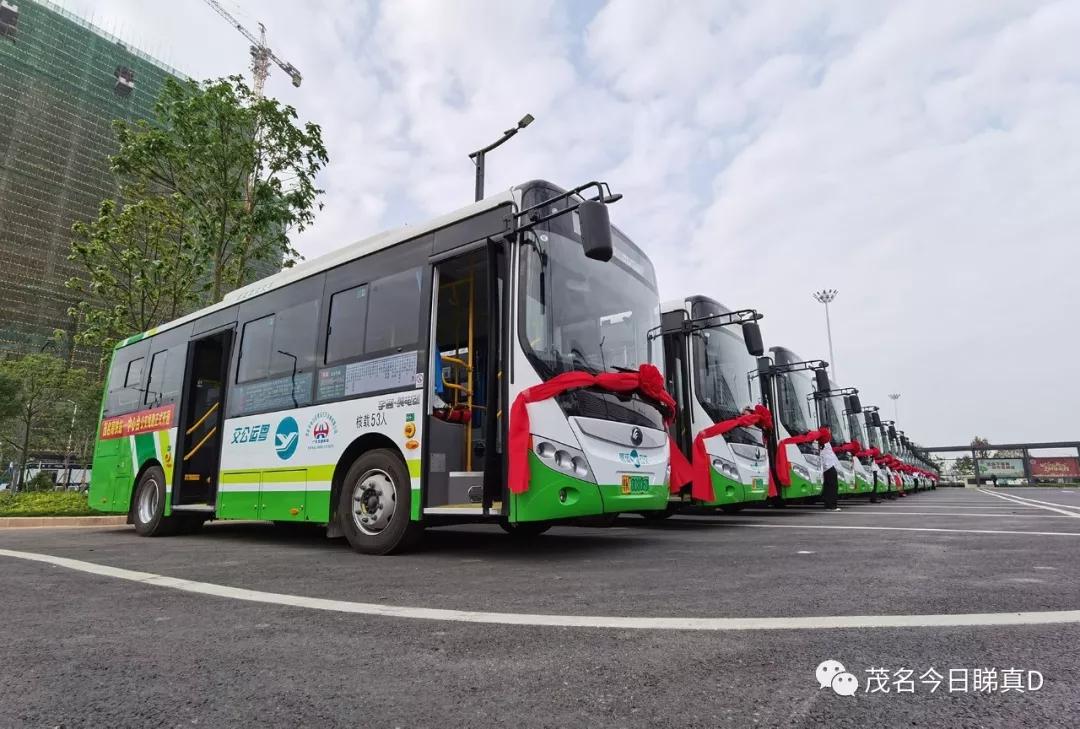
(812, 289), (838, 380)
(889, 393), (901, 421)
(62, 400), (78, 490)
(468, 114), (534, 202)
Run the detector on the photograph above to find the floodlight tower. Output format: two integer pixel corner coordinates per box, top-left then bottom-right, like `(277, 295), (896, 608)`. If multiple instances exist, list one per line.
(812, 289), (839, 380)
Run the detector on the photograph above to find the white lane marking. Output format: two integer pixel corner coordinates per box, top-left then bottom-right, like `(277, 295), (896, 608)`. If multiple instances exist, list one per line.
(844, 511), (1074, 519)
(797, 550), (815, 554)
(977, 488), (1080, 518)
(4, 547), (1080, 632)
(990, 491), (1080, 511)
(729, 523), (1080, 537)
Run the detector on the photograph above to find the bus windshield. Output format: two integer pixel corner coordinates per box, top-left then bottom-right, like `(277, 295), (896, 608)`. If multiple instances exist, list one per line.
(868, 424), (883, 450)
(823, 396), (849, 445)
(776, 370), (811, 435)
(847, 411), (866, 447)
(520, 229), (659, 379)
(692, 326), (752, 423)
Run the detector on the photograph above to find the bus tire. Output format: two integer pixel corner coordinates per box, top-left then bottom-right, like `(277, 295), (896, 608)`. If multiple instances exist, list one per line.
(131, 466), (176, 537)
(338, 449), (421, 555)
(499, 519), (551, 537)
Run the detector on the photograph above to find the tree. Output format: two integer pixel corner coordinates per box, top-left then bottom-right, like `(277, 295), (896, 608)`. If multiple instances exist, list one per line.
(953, 456), (974, 475)
(111, 76), (328, 302)
(970, 436), (991, 459)
(992, 449), (1023, 458)
(0, 354), (96, 491)
(67, 189), (204, 355)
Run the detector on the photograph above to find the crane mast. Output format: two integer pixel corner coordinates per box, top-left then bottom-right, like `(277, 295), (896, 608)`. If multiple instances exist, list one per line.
(203, 0), (302, 97)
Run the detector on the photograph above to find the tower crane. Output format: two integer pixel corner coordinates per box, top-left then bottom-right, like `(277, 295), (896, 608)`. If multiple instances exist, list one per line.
(203, 0), (302, 98)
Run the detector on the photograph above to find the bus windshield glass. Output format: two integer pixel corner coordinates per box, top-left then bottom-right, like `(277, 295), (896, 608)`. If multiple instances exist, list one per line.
(692, 326), (752, 423)
(847, 411), (866, 446)
(776, 370), (811, 435)
(823, 396), (849, 445)
(868, 424), (883, 450)
(520, 228), (659, 379)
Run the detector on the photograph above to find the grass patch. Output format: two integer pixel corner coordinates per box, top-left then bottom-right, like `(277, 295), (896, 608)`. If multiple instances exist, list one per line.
(0, 491), (97, 517)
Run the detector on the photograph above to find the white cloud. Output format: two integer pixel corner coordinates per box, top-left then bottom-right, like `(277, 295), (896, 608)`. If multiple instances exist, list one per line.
(55, 0), (1080, 447)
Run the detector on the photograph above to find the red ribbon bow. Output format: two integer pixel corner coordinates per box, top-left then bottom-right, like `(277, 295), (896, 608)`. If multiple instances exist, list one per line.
(770, 426), (832, 496)
(684, 404), (773, 502)
(508, 364), (687, 495)
(834, 441), (863, 455)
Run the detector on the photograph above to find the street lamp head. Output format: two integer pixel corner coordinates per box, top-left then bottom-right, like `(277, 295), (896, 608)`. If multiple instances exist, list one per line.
(517, 113), (535, 129)
(888, 393), (901, 401)
(813, 289), (838, 305)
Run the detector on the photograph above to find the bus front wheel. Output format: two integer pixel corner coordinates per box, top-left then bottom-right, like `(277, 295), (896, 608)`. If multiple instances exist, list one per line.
(132, 466), (176, 537)
(338, 449), (422, 555)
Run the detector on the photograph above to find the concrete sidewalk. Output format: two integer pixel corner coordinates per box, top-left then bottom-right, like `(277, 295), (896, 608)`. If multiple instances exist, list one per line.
(0, 516), (127, 529)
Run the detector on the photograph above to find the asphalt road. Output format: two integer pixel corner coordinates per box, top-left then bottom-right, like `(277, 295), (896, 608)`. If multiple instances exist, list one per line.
(2, 486), (1079, 728)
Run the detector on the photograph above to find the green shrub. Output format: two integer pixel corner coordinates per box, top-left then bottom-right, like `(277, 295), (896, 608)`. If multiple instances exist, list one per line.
(0, 490), (96, 517)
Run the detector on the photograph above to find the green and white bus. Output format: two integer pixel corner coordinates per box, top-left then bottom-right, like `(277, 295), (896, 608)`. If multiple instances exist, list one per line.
(764, 346), (828, 501)
(817, 382), (872, 497)
(659, 296), (769, 513)
(88, 180), (672, 553)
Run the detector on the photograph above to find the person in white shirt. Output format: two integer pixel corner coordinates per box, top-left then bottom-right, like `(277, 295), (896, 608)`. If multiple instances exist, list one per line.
(820, 440), (841, 511)
(869, 458), (881, 504)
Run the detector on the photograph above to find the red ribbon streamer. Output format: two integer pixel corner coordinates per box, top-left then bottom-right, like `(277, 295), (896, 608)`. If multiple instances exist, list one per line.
(834, 441), (863, 455)
(508, 364), (680, 495)
(687, 404), (773, 502)
(770, 426), (832, 497)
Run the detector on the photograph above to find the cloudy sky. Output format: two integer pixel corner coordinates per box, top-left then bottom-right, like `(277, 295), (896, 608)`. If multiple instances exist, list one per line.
(60, 0), (1079, 450)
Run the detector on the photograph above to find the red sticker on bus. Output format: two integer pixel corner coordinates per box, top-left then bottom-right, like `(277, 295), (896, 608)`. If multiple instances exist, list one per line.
(99, 404), (176, 440)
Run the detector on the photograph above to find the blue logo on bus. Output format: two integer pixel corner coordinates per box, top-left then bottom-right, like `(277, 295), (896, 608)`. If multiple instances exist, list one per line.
(274, 417), (299, 460)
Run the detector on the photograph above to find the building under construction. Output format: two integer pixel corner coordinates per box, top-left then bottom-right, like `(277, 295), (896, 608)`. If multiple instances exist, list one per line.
(1, 1), (283, 367)
(0, 0), (185, 363)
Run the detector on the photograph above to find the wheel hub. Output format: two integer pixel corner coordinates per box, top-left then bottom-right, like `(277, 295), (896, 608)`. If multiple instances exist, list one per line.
(351, 469), (397, 536)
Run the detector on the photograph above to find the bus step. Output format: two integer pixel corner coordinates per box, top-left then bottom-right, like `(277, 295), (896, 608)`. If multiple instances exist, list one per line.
(448, 471), (484, 504)
(171, 504), (215, 513)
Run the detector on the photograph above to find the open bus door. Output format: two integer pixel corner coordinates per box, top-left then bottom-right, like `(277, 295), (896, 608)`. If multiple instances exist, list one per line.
(423, 238), (506, 518)
(173, 329), (233, 511)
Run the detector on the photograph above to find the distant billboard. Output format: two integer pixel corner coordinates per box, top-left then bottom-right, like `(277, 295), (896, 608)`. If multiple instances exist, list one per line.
(976, 458), (1025, 478)
(1030, 457), (1080, 479)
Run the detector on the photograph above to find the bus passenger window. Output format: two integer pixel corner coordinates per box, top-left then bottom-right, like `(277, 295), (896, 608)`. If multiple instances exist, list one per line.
(270, 300), (319, 375)
(144, 350), (168, 405)
(117, 357), (144, 409)
(326, 285), (368, 364)
(364, 268), (421, 353)
(237, 315), (274, 383)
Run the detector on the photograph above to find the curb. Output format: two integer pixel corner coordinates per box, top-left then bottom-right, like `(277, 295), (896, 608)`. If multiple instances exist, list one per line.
(0, 516), (128, 529)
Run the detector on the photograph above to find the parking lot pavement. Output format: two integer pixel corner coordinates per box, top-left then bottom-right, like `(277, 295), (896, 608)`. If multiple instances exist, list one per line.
(3, 487), (1079, 728)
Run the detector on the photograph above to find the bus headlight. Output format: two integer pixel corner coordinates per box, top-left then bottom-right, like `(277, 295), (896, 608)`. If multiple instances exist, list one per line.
(711, 457), (739, 479)
(792, 463), (811, 480)
(533, 439), (596, 483)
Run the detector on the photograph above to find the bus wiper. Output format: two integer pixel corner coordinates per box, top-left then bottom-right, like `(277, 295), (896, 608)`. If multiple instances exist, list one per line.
(608, 365), (637, 374)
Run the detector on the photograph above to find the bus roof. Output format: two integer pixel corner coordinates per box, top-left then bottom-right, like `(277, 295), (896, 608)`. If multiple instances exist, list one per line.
(116, 188), (518, 349)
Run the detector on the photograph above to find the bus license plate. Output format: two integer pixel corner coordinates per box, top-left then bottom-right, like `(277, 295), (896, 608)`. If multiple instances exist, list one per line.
(621, 474), (651, 494)
(751, 478), (765, 491)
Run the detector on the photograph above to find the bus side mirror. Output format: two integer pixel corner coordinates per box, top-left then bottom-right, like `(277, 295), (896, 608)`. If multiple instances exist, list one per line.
(742, 321), (764, 357)
(863, 411), (874, 427)
(756, 356), (772, 375)
(814, 368), (830, 394)
(872, 412), (882, 427)
(577, 200), (613, 262)
(849, 394), (862, 413)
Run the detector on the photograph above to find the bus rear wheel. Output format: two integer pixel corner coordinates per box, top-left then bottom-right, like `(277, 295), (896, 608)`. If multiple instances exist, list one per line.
(132, 466), (176, 537)
(338, 449), (422, 555)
